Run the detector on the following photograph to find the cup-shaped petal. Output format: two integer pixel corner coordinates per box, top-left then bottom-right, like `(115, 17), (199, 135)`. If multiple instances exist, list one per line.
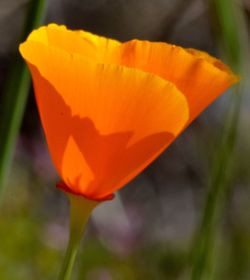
(19, 24), (238, 200)
(20, 38), (189, 200)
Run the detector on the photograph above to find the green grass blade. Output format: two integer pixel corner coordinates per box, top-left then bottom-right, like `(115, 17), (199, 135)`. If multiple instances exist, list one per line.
(190, 0), (247, 279)
(0, 0), (47, 198)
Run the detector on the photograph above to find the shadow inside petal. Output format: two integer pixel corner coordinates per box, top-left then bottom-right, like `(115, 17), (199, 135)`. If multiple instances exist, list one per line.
(31, 65), (174, 199)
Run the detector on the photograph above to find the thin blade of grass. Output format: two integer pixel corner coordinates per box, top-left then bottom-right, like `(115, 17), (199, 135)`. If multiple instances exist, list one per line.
(191, 0), (247, 279)
(0, 0), (47, 199)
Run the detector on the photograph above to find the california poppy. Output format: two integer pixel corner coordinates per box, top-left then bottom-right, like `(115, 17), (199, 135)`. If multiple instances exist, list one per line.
(19, 24), (238, 201)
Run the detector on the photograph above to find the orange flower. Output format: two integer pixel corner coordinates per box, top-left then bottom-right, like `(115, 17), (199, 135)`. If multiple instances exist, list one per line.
(19, 24), (238, 201)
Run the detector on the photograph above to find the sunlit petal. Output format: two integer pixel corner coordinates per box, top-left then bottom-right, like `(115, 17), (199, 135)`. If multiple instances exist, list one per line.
(20, 40), (188, 199)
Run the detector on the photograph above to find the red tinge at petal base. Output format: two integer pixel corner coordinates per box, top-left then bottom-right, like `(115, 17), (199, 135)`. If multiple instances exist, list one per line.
(56, 181), (115, 202)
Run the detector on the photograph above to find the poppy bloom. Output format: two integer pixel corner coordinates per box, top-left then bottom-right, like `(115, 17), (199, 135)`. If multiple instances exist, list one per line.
(19, 24), (238, 201)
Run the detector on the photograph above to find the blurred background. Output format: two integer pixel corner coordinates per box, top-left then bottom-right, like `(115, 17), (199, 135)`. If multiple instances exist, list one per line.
(0, 0), (249, 279)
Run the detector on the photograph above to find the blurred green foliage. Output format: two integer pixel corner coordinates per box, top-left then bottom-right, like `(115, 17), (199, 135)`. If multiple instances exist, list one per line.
(191, 0), (248, 279)
(0, 158), (249, 279)
(0, 0), (46, 199)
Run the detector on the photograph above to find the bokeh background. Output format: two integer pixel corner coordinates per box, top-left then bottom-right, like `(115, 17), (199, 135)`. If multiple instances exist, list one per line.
(0, 0), (249, 279)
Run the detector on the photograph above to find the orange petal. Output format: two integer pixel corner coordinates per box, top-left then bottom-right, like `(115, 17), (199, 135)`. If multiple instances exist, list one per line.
(19, 41), (189, 200)
(113, 40), (239, 122)
(27, 23), (121, 63)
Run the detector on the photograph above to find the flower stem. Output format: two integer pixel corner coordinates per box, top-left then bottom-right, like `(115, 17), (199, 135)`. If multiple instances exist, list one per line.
(58, 194), (99, 280)
(58, 234), (80, 280)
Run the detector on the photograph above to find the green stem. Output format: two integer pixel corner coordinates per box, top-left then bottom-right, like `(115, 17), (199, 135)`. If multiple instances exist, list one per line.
(58, 228), (82, 280)
(0, 0), (47, 198)
(58, 194), (99, 280)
